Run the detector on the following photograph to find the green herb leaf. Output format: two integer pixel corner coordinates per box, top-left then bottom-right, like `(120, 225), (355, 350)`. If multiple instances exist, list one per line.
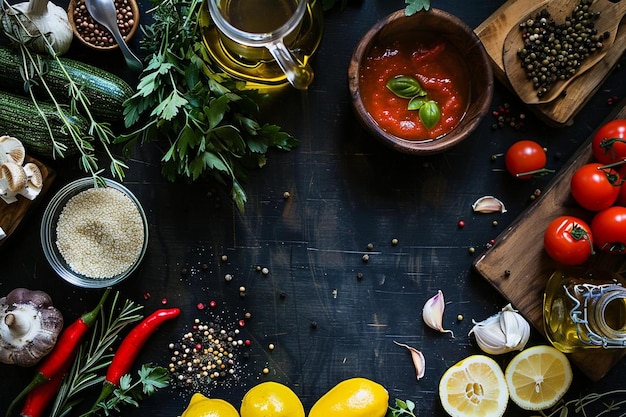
(405, 0), (431, 16)
(419, 100), (441, 130)
(407, 96), (426, 111)
(386, 75), (423, 99)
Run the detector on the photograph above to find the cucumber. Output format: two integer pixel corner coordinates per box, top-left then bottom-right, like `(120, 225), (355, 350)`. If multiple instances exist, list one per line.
(0, 91), (88, 158)
(0, 46), (134, 122)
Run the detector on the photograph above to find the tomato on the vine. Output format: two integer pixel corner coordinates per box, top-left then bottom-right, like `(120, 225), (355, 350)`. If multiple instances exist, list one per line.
(504, 140), (552, 180)
(591, 119), (626, 165)
(570, 163), (621, 211)
(591, 206), (626, 254)
(543, 216), (594, 265)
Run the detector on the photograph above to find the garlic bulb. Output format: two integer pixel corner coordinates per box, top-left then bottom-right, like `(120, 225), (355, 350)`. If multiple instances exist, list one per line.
(468, 304), (530, 355)
(1, 0), (73, 55)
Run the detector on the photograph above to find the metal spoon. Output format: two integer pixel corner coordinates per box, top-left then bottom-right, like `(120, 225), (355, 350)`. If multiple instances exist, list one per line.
(502, 0), (626, 105)
(85, 0), (143, 72)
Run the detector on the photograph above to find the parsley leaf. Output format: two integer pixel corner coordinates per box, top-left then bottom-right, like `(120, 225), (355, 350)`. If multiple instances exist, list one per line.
(120, 0), (297, 211)
(405, 0), (431, 16)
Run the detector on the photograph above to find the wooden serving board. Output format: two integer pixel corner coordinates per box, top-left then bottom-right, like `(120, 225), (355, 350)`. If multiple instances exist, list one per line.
(0, 157), (55, 248)
(474, 0), (626, 127)
(473, 104), (626, 382)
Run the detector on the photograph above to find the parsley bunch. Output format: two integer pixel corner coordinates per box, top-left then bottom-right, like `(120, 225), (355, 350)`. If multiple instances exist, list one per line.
(120, 0), (297, 211)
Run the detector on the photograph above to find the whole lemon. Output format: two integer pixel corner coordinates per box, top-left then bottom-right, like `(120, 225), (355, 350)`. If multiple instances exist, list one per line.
(308, 377), (388, 417)
(181, 393), (240, 417)
(240, 381), (305, 417)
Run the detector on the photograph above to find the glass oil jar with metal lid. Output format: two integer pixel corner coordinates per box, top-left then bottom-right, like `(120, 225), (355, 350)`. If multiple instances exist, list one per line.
(543, 269), (626, 353)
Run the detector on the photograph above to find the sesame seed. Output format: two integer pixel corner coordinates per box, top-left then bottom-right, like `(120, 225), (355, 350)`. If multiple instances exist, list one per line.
(56, 187), (144, 278)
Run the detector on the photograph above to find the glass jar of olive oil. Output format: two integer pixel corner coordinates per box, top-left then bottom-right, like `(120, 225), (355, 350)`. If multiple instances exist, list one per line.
(543, 269), (626, 353)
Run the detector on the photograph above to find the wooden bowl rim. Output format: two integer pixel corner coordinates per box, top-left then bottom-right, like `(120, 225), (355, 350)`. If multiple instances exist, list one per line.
(348, 8), (494, 155)
(67, 0), (140, 51)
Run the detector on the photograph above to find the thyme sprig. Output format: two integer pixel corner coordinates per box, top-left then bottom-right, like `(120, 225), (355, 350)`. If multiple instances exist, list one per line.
(0, 1), (128, 181)
(540, 390), (626, 417)
(50, 293), (144, 417)
(119, 0), (297, 212)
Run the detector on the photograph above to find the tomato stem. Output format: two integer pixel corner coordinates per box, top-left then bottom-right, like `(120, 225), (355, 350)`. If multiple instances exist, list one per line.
(515, 167), (555, 178)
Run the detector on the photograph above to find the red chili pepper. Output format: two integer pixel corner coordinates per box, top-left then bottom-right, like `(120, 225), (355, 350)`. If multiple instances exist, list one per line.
(6, 289), (110, 417)
(91, 308), (181, 408)
(20, 361), (71, 417)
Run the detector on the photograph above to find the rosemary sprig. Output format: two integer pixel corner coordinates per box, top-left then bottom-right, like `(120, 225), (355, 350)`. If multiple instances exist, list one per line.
(0, 1), (128, 181)
(50, 292), (144, 417)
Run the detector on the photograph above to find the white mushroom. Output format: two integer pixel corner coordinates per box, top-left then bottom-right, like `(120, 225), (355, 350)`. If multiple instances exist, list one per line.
(0, 135), (26, 165)
(0, 162), (27, 203)
(18, 163), (43, 201)
(0, 288), (64, 367)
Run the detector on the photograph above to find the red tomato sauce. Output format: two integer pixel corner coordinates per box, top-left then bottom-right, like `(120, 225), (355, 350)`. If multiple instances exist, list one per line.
(359, 33), (471, 141)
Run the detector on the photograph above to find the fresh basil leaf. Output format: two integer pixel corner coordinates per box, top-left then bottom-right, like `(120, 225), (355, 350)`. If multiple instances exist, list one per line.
(386, 75), (423, 99)
(419, 100), (441, 130)
(408, 96), (426, 111)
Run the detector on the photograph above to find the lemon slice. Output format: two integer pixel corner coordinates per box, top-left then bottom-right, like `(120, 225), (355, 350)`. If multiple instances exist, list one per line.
(505, 345), (573, 410)
(439, 355), (509, 417)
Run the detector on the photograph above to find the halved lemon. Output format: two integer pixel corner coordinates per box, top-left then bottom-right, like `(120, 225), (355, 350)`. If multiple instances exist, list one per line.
(439, 355), (509, 417)
(505, 345), (573, 411)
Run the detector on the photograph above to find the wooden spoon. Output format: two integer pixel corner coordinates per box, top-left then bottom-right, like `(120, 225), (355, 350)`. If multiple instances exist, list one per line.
(502, 0), (626, 105)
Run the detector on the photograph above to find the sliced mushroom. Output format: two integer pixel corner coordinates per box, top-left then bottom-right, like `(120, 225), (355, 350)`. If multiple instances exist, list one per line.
(0, 162), (27, 204)
(0, 136), (26, 166)
(18, 163), (43, 201)
(0, 288), (64, 367)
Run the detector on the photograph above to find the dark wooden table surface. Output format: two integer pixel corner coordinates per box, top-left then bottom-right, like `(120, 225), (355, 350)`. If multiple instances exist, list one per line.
(2, 0), (626, 416)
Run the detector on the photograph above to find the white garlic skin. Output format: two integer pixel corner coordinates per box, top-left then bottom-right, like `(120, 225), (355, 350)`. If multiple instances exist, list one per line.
(468, 304), (530, 355)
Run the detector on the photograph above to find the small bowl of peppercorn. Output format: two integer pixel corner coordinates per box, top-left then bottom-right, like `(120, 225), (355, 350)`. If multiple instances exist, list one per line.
(40, 177), (149, 288)
(348, 8), (493, 155)
(68, 0), (139, 50)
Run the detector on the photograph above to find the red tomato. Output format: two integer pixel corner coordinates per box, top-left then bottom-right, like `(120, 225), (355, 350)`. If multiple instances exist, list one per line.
(591, 206), (626, 254)
(543, 216), (594, 265)
(591, 119), (626, 164)
(504, 140), (549, 179)
(570, 163), (620, 211)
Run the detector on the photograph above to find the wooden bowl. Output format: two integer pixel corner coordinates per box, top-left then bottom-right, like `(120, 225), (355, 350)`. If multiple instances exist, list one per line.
(348, 8), (494, 155)
(67, 0), (139, 51)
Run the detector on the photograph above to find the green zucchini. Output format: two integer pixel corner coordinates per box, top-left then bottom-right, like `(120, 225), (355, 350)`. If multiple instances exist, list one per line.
(0, 90), (88, 158)
(0, 46), (134, 122)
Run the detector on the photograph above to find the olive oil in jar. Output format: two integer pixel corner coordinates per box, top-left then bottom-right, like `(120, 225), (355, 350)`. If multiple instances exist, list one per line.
(543, 270), (626, 353)
(221, 0), (296, 33)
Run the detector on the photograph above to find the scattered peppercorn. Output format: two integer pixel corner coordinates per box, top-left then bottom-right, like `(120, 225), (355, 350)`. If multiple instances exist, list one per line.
(492, 220), (499, 227)
(362, 254), (369, 263)
(262, 367), (270, 375)
(224, 274), (233, 282)
(458, 220), (465, 228)
(457, 314), (463, 321)
(261, 267), (269, 275)
(268, 343), (275, 351)
(468, 247), (476, 254)
(279, 291), (286, 300)
(221, 255), (228, 262)
(366, 243), (374, 251)
(283, 191), (290, 199)
(310, 321), (318, 329)
(356, 272), (364, 280)
(391, 238), (398, 246)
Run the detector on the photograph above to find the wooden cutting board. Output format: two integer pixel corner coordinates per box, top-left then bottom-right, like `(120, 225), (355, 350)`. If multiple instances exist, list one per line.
(473, 104), (626, 382)
(0, 157), (55, 248)
(474, 0), (626, 127)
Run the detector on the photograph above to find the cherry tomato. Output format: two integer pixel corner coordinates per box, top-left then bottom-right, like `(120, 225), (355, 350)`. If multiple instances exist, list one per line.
(591, 206), (626, 254)
(505, 140), (549, 179)
(617, 166), (626, 206)
(591, 119), (626, 165)
(543, 216), (594, 265)
(570, 163), (620, 211)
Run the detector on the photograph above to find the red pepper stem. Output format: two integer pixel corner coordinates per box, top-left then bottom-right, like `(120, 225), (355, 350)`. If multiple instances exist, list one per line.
(5, 374), (48, 417)
(90, 382), (115, 414)
(81, 288), (111, 327)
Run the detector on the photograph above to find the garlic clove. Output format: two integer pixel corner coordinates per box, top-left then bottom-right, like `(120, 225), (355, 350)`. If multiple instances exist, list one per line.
(469, 303), (530, 355)
(393, 341), (425, 380)
(472, 196), (507, 213)
(422, 290), (454, 337)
